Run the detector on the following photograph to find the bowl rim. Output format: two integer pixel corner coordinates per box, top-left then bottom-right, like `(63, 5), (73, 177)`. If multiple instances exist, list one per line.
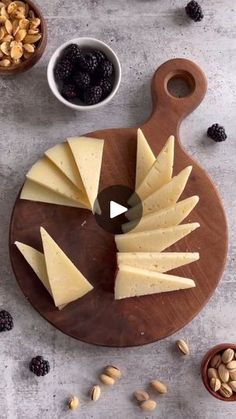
(47, 37), (122, 111)
(201, 343), (236, 402)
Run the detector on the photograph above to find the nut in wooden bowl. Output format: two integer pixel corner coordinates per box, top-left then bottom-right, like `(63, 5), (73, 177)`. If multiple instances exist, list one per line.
(0, 0), (47, 74)
(201, 343), (236, 402)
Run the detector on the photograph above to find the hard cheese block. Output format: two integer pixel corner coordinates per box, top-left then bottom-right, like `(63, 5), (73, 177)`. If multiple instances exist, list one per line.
(115, 222), (200, 252)
(129, 135), (174, 206)
(122, 196), (199, 233)
(115, 264), (196, 300)
(26, 156), (89, 207)
(68, 137), (104, 209)
(135, 129), (156, 189)
(117, 252), (199, 273)
(126, 166), (192, 221)
(41, 227), (93, 307)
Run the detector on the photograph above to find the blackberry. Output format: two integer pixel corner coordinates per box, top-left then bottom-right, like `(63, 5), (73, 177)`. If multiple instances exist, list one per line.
(30, 356), (50, 377)
(74, 72), (90, 90)
(54, 59), (73, 82)
(185, 1), (204, 22)
(62, 43), (82, 63)
(99, 78), (112, 98)
(92, 49), (106, 65)
(83, 86), (103, 105)
(98, 60), (114, 78)
(0, 310), (13, 332)
(61, 84), (77, 100)
(207, 124), (227, 142)
(78, 53), (98, 73)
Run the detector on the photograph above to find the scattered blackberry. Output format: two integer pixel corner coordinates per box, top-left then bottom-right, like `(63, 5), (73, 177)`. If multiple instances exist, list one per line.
(84, 86), (103, 105)
(207, 124), (227, 142)
(54, 59), (73, 81)
(61, 84), (77, 100)
(185, 1), (204, 22)
(98, 60), (114, 78)
(92, 49), (106, 65)
(62, 43), (82, 63)
(99, 78), (112, 98)
(74, 71), (90, 90)
(78, 53), (98, 73)
(30, 356), (50, 377)
(0, 310), (13, 332)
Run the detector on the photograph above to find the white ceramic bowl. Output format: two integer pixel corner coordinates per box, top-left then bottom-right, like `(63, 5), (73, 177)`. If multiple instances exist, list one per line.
(47, 37), (121, 111)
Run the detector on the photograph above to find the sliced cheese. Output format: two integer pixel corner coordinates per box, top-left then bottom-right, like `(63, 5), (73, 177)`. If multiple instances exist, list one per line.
(26, 157), (89, 207)
(21, 179), (87, 209)
(129, 135), (174, 206)
(68, 136), (104, 208)
(135, 129), (156, 189)
(117, 252), (199, 273)
(122, 196), (199, 233)
(115, 264), (195, 300)
(115, 222), (200, 252)
(40, 227), (93, 306)
(126, 166), (192, 221)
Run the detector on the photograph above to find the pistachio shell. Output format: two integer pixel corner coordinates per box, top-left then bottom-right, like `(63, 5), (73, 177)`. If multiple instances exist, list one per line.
(14, 27), (26, 41)
(0, 57), (10, 66)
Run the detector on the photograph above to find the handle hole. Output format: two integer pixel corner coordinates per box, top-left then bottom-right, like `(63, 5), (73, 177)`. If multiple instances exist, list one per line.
(166, 71), (196, 98)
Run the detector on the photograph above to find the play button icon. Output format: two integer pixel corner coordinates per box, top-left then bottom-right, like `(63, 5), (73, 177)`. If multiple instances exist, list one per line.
(93, 185), (142, 234)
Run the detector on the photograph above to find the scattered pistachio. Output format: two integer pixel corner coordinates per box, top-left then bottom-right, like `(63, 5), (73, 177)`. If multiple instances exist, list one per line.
(150, 380), (167, 394)
(91, 385), (101, 402)
(68, 396), (79, 411)
(140, 400), (157, 411)
(176, 339), (189, 355)
(104, 365), (122, 380)
(134, 390), (150, 402)
(99, 374), (115, 386)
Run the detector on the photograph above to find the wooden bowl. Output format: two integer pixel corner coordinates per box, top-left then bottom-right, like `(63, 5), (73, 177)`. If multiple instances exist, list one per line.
(201, 343), (236, 402)
(0, 0), (47, 75)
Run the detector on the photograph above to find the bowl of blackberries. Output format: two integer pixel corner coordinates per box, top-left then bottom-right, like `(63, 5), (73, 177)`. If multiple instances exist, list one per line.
(47, 37), (121, 110)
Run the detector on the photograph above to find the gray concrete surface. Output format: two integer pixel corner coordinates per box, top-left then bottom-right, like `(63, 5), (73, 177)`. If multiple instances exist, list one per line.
(0, 1), (236, 418)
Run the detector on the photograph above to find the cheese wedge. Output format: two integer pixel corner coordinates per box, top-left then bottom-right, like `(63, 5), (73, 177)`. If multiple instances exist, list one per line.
(122, 196), (199, 233)
(40, 227), (93, 306)
(117, 252), (199, 273)
(21, 179), (87, 208)
(45, 143), (85, 192)
(135, 129), (156, 189)
(68, 137), (104, 208)
(115, 265), (195, 300)
(115, 223), (200, 252)
(129, 135), (174, 206)
(126, 166), (192, 221)
(26, 157), (89, 207)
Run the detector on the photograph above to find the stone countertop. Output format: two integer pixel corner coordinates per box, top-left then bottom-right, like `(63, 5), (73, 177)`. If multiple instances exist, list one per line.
(0, 1), (236, 418)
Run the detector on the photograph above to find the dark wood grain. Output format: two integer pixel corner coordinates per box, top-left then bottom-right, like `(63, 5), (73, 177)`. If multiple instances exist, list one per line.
(9, 59), (228, 347)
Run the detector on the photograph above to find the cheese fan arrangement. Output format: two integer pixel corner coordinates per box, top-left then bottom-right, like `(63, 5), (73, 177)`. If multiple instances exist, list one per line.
(16, 130), (199, 309)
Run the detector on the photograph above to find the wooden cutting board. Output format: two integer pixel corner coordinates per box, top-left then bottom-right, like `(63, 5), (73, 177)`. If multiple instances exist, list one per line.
(9, 59), (228, 347)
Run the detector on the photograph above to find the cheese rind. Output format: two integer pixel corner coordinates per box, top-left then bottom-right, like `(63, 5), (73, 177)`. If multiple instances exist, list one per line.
(115, 264), (195, 300)
(126, 166), (192, 221)
(135, 129), (156, 189)
(122, 196), (199, 233)
(115, 223), (200, 252)
(117, 252), (199, 272)
(68, 136), (104, 208)
(130, 135), (174, 206)
(40, 227), (93, 306)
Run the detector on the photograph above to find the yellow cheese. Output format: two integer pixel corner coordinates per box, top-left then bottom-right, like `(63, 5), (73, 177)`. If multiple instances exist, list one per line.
(45, 143), (85, 192)
(115, 264), (195, 300)
(40, 227), (93, 306)
(115, 222), (200, 252)
(68, 136), (104, 208)
(135, 129), (156, 189)
(126, 166), (192, 221)
(129, 135), (174, 206)
(122, 196), (199, 233)
(117, 252), (199, 273)
(21, 179), (87, 208)
(26, 156), (89, 207)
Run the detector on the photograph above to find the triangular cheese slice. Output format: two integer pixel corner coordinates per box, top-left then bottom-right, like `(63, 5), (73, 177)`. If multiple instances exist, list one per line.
(115, 265), (195, 300)
(40, 227), (93, 306)
(129, 135), (174, 205)
(21, 179), (87, 209)
(68, 137), (104, 208)
(135, 129), (156, 189)
(45, 143), (85, 192)
(126, 166), (192, 221)
(122, 196), (199, 233)
(115, 222), (200, 252)
(117, 252), (199, 273)
(26, 157), (89, 207)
